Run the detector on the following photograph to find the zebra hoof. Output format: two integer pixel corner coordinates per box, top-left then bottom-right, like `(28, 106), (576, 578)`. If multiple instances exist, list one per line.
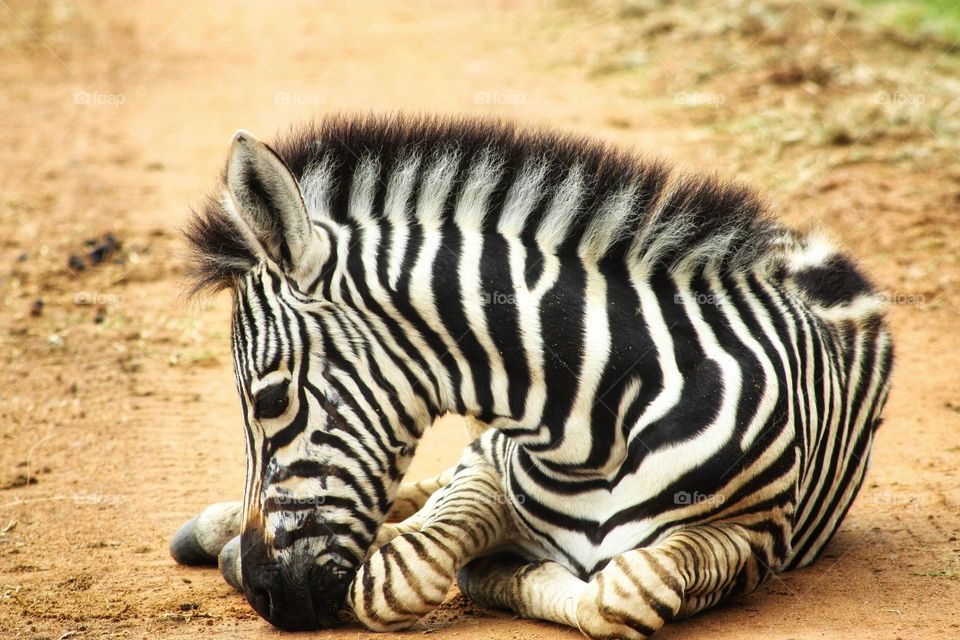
(169, 502), (243, 566)
(170, 515), (215, 565)
(218, 535), (243, 591)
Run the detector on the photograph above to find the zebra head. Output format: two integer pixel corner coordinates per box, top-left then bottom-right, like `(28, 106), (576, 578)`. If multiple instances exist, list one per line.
(211, 132), (419, 629)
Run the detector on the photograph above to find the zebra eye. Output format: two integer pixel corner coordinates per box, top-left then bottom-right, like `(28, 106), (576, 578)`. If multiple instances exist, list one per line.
(254, 380), (290, 420)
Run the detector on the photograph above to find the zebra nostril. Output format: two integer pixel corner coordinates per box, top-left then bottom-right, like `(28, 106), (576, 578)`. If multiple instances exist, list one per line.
(246, 583), (275, 621)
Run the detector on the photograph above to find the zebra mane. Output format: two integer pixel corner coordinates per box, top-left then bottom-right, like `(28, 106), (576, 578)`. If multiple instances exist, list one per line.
(185, 114), (781, 297)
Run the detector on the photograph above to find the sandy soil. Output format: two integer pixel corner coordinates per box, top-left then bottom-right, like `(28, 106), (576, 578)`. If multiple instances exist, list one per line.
(0, 1), (958, 639)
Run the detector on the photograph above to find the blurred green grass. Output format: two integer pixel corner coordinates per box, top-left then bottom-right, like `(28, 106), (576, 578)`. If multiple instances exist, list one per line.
(856, 0), (960, 40)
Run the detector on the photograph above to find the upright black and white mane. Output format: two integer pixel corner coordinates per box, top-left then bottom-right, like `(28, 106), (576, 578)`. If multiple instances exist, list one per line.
(185, 115), (799, 296)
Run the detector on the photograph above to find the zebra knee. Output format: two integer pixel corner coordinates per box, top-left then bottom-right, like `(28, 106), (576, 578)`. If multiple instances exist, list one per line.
(575, 552), (682, 640)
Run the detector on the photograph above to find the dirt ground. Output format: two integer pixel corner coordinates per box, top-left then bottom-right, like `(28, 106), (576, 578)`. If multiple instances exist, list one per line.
(1, 1), (958, 638)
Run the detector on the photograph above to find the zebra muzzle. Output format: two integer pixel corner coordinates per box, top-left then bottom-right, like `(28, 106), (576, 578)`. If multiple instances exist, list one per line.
(240, 532), (354, 630)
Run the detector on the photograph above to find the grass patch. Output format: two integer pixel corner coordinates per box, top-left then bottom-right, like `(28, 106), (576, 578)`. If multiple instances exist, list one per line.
(910, 569), (957, 578)
(856, 0), (960, 41)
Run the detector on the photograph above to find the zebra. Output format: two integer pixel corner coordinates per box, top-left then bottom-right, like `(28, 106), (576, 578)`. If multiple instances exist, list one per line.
(169, 115), (893, 637)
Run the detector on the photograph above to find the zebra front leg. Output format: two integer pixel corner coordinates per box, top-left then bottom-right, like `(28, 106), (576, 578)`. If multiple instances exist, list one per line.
(169, 501), (242, 565)
(459, 521), (770, 640)
(348, 454), (513, 631)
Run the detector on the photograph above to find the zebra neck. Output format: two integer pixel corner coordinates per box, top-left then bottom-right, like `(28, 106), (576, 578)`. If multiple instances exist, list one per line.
(320, 224), (685, 461)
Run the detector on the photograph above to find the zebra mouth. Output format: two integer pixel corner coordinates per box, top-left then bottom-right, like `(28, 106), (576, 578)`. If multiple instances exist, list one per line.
(240, 531), (356, 630)
(244, 561), (354, 630)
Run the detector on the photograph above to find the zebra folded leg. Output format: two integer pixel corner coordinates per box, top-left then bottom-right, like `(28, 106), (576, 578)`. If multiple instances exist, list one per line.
(348, 457), (513, 631)
(169, 501), (243, 565)
(385, 467), (456, 522)
(459, 522), (767, 640)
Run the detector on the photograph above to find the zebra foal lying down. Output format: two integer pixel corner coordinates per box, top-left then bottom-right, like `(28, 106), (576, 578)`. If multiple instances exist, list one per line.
(170, 115), (893, 637)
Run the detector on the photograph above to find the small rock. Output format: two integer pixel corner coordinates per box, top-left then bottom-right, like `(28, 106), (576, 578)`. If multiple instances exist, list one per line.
(68, 255), (86, 271)
(29, 299), (44, 317)
(88, 234), (119, 265)
(47, 334), (64, 348)
(2, 474), (37, 490)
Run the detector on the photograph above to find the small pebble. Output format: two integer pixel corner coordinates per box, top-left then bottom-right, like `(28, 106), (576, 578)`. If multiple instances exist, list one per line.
(29, 299), (44, 317)
(87, 234), (120, 265)
(68, 255), (85, 271)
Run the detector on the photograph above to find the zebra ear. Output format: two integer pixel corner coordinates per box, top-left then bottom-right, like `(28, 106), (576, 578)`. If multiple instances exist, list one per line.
(225, 130), (311, 269)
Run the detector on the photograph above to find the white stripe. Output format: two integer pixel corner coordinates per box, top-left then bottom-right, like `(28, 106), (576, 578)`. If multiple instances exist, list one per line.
(416, 152), (459, 229)
(454, 150), (502, 231)
(497, 159), (549, 236)
(535, 165), (584, 250)
(348, 155), (379, 225)
(300, 154), (336, 222)
(578, 185), (637, 260)
(383, 156), (420, 291)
